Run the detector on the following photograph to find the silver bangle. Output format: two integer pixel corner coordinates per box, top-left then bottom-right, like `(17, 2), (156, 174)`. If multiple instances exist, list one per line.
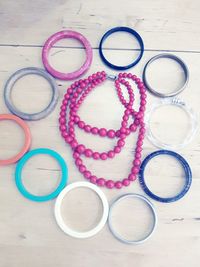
(146, 98), (198, 150)
(143, 53), (189, 98)
(108, 193), (157, 245)
(4, 67), (59, 121)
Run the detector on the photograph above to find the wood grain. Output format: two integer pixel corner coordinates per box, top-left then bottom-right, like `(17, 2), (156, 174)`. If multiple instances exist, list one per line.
(0, 1), (200, 266)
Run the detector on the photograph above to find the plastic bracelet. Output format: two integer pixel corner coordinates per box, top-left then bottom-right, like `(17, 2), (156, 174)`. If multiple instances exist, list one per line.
(4, 67), (58, 121)
(0, 114), (31, 166)
(139, 150), (192, 203)
(99, 27), (144, 70)
(54, 182), (109, 238)
(42, 30), (93, 80)
(143, 53), (189, 98)
(108, 193), (157, 244)
(15, 148), (68, 202)
(146, 98), (198, 150)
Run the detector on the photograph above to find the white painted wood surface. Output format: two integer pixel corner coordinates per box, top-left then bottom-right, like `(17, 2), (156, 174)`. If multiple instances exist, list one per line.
(0, 1), (200, 266)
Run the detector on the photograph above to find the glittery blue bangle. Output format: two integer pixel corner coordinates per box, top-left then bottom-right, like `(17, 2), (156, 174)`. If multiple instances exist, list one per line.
(138, 150), (192, 203)
(99, 27), (144, 70)
(15, 148), (68, 202)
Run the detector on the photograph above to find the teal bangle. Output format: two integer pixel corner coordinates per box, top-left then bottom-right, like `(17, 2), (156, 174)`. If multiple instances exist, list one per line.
(15, 148), (68, 202)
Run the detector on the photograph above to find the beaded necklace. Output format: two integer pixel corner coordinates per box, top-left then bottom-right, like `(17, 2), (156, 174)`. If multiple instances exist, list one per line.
(59, 71), (147, 189)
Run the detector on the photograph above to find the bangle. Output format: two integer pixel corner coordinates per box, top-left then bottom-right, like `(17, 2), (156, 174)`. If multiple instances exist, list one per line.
(54, 182), (109, 238)
(99, 27), (144, 70)
(4, 67), (58, 121)
(146, 98), (198, 150)
(143, 53), (189, 98)
(15, 148), (68, 202)
(108, 193), (157, 244)
(139, 150), (192, 203)
(42, 30), (93, 80)
(0, 114), (31, 166)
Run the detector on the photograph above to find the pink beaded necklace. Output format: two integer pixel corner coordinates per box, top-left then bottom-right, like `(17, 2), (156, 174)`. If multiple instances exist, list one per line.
(59, 71), (146, 189)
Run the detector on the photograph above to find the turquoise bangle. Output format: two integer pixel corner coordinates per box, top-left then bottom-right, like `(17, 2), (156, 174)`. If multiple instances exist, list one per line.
(15, 148), (68, 202)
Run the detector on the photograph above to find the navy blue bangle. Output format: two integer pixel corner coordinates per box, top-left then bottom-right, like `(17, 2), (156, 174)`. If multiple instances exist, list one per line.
(99, 27), (144, 70)
(138, 150), (192, 203)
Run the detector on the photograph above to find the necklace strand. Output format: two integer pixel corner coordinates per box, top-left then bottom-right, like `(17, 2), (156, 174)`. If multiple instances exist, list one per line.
(59, 71), (147, 189)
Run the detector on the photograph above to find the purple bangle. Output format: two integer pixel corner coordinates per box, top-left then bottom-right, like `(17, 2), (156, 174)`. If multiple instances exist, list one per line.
(42, 30), (93, 80)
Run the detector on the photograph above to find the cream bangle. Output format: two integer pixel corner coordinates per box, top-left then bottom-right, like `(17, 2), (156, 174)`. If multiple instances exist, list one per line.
(54, 182), (109, 238)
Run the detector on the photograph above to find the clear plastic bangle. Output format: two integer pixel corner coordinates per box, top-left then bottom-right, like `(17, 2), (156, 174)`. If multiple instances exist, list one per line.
(146, 98), (198, 150)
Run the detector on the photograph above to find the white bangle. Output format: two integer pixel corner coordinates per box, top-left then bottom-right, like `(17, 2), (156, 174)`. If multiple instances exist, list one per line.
(146, 98), (198, 150)
(54, 181), (109, 239)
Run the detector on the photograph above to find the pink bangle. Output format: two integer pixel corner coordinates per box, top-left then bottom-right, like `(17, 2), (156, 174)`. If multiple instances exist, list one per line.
(0, 114), (31, 166)
(42, 30), (93, 80)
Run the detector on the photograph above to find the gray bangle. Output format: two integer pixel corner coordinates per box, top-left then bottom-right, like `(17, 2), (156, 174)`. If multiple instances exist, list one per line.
(4, 67), (59, 121)
(143, 53), (189, 98)
(108, 193), (157, 245)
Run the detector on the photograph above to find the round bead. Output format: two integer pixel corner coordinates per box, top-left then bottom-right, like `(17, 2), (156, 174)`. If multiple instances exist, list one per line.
(108, 151), (115, 158)
(117, 139), (125, 147)
(76, 144), (85, 154)
(114, 146), (121, 153)
(78, 121), (85, 129)
(106, 180), (115, 189)
(135, 152), (141, 159)
(120, 127), (126, 134)
(115, 181), (123, 189)
(83, 171), (91, 179)
(107, 130), (115, 138)
(122, 179), (130, 186)
(134, 159), (141, 166)
(75, 158), (82, 166)
(97, 178), (105, 187)
(70, 140), (78, 149)
(65, 136), (73, 143)
(99, 128), (107, 137)
(84, 149), (93, 157)
(79, 165), (86, 173)
(100, 153), (108, 160)
(90, 176), (97, 184)
(91, 127), (98, 134)
(115, 130), (121, 137)
(131, 166), (139, 174)
(128, 174), (136, 181)
(84, 125), (91, 132)
(73, 152), (79, 159)
(92, 152), (100, 160)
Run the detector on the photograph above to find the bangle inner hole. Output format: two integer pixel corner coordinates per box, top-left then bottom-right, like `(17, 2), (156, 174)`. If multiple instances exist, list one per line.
(11, 74), (53, 114)
(144, 155), (186, 198)
(0, 120), (25, 160)
(60, 187), (103, 232)
(149, 104), (190, 145)
(22, 154), (62, 196)
(101, 31), (141, 66)
(48, 38), (86, 73)
(110, 197), (155, 242)
(145, 57), (187, 95)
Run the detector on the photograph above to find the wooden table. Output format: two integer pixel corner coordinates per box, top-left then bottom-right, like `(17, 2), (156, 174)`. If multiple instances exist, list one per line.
(0, 1), (199, 266)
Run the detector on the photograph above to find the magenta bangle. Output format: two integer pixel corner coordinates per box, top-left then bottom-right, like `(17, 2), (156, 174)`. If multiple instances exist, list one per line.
(42, 30), (93, 80)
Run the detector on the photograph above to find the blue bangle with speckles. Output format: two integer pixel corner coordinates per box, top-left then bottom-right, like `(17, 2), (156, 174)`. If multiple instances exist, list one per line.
(139, 150), (192, 203)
